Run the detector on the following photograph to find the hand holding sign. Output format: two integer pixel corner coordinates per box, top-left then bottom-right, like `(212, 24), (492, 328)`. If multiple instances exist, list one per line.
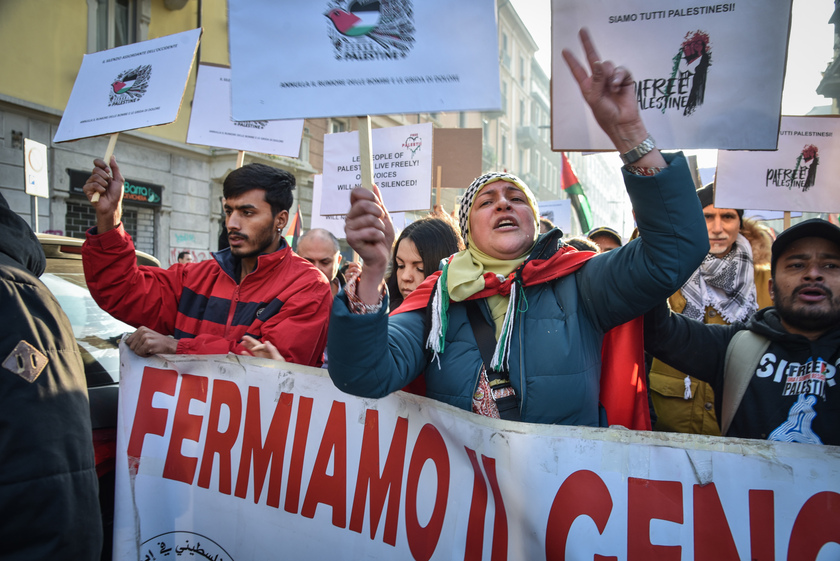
(344, 184), (394, 305)
(562, 28), (665, 167)
(83, 156), (125, 234)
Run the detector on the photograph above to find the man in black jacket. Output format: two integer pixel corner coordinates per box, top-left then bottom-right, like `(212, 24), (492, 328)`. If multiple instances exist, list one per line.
(0, 193), (102, 559)
(645, 218), (840, 445)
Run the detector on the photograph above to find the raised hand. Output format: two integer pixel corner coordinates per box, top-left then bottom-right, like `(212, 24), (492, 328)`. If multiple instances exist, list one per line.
(344, 184), (394, 304)
(82, 156), (124, 233)
(562, 28), (663, 166)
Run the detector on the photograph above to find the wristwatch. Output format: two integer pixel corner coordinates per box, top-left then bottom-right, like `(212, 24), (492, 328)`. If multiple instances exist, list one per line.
(620, 134), (656, 165)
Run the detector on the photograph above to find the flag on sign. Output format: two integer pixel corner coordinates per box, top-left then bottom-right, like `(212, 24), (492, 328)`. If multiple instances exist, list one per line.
(561, 153), (593, 233)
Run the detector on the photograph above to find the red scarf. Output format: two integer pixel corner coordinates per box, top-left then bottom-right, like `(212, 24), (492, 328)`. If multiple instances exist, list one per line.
(392, 247), (651, 431)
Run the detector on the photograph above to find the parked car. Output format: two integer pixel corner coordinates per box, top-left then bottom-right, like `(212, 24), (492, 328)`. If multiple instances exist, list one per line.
(37, 233), (160, 561)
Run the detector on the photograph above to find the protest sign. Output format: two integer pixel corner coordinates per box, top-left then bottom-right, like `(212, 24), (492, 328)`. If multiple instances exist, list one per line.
(54, 28), (201, 143)
(186, 64), (304, 157)
(310, 175), (347, 239)
(321, 122), (433, 215)
(114, 347), (840, 560)
(551, 0), (791, 151)
(715, 116), (840, 213)
(24, 139), (49, 198)
(227, 0), (500, 120)
(537, 199), (572, 235)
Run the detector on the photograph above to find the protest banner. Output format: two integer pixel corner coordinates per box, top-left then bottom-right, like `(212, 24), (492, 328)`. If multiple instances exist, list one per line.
(551, 0), (792, 151)
(186, 64), (304, 158)
(715, 115), (840, 213)
(53, 28), (201, 143)
(227, 0), (500, 121)
(310, 175), (348, 239)
(321, 122), (433, 215)
(537, 199), (572, 235)
(114, 347), (840, 561)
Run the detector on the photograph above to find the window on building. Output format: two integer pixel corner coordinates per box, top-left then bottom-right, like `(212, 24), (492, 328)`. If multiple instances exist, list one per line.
(519, 56), (525, 85)
(459, 112), (467, 128)
(300, 127), (311, 163)
(331, 120), (346, 134)
(96, 0), (138, 51)
(519, 99), (525, 124)
(502, 33), (510, 69)
(501, 82), (508, 114)
(501, 134), (508, 167)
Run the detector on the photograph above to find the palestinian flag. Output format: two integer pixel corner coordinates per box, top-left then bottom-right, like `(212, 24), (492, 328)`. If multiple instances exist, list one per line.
(285, 205), (302, 251)
(561, 153), (593, 233)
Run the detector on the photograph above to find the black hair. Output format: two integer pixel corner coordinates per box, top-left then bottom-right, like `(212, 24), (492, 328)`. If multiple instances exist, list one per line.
(565, 236), (600, 253)
(223, 163), (295, 217)
(177, 250), (191, 260)
(386, 216), (464, 308)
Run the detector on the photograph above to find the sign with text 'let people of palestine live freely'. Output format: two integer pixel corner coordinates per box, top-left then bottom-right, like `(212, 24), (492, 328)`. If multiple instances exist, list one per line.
(321, 122), (433, 214)
(53, 29), (201, 143)
(113, 349), (840, 561)
(186, 64), (304, 157)
(227, 0), (501, 121)
(551, 0), (791, 151)
(715, 116), (840, 213)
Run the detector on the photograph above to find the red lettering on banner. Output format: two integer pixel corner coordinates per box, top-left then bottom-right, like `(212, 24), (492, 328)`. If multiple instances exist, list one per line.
(234, 388), (294, 507)
(788, 491), (840, 561)
(349, 409), (408, 546)
(481, 454), (508, 561)
(693, 483), (739, 559)
(545, 470), (616, 561)
(198, 380), (243, 494)
(405, 423), (450, 561)
(127, 367), (178, 459)
(465, 448), (489, 560)
(163, 374), (208, 484)
(749, 490), (774, 561)
(284, 396), (313, 514)
(302, 401), (348, 527)
(627, 478), (682, 561)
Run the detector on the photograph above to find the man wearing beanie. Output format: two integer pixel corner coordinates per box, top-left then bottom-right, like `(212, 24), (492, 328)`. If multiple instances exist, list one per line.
(648, 182), (773, 435)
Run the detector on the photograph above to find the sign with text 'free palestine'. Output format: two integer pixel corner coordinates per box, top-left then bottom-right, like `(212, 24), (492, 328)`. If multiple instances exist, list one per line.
(551, 0), (791, 151)
(114, 348), (840, 560)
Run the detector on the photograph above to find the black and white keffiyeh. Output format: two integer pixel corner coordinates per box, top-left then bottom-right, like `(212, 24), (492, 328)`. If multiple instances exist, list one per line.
(681, 233), (758, 323)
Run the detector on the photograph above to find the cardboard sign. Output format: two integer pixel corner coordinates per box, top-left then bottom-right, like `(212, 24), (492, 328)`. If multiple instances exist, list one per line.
(113, 348), (840, 560)
(54, 28), (201, 143)
(186, 64), (304, 157)
(537, 199), (572, 235)
(715, 116), (840, 213)
(321, 122), (433, 215)
(431, 128), (483, 189)
(24, 139), (49, 198)
(551, 0), (791, 150)
(228, 0), (500, 120)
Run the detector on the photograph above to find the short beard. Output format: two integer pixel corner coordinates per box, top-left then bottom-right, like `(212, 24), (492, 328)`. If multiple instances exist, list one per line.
(774, 284), (840, 334)
(228, 225), (278, 260)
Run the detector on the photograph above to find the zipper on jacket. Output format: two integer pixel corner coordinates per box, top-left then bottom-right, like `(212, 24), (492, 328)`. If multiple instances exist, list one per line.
(225, 285), (240, 337)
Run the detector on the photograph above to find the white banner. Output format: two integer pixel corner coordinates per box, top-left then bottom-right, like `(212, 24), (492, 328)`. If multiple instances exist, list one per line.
(227, 0), (500, 121)
(715, 115), (840, 213)
(114, 346), (840, 561)
(186, 64), (304, 157)
(321, 122), (433, 214)
(310, 174), (348, 239)
(551, 0), (791, 151)
(54, 29), (201, 143)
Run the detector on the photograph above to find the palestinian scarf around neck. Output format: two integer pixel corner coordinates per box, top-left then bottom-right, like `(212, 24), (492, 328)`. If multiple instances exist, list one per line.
(681, 233), (758, 323)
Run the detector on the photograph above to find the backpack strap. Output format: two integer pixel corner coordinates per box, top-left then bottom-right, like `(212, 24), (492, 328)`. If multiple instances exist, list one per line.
(721, 329), (771, 435)
(465, 300), (521, 421)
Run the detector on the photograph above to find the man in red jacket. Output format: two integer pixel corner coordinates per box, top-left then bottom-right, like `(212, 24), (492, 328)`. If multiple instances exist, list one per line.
(82, 158), (331, 366)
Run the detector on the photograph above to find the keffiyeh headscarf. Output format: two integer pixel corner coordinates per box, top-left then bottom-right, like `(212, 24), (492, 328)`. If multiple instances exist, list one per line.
(426, 172), (540, 370)
(681, 233), (758, 323)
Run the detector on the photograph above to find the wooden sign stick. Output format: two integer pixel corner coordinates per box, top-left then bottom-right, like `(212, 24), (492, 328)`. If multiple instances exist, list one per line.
(784, 211), (791, 230)
(91, 132), (119, 203)
(357, 116), (374, 191)
(236, 150), (246, 168)
(436, 165), (442, 210)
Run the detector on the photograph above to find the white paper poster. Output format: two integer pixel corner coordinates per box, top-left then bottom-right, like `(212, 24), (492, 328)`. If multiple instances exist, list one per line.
(228, 0), (500, 120)
(715, 116), (840, 213)
(186, 64), (304, 157)
(310, 175), (348, 239)
(551, 0), (791, 151)
(54, 29), (201, 143)
(113, 348), (840, 561)
(321, 122), (433, 214)
(24, 139), (49, 198)
(537, 199), (572, 235)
